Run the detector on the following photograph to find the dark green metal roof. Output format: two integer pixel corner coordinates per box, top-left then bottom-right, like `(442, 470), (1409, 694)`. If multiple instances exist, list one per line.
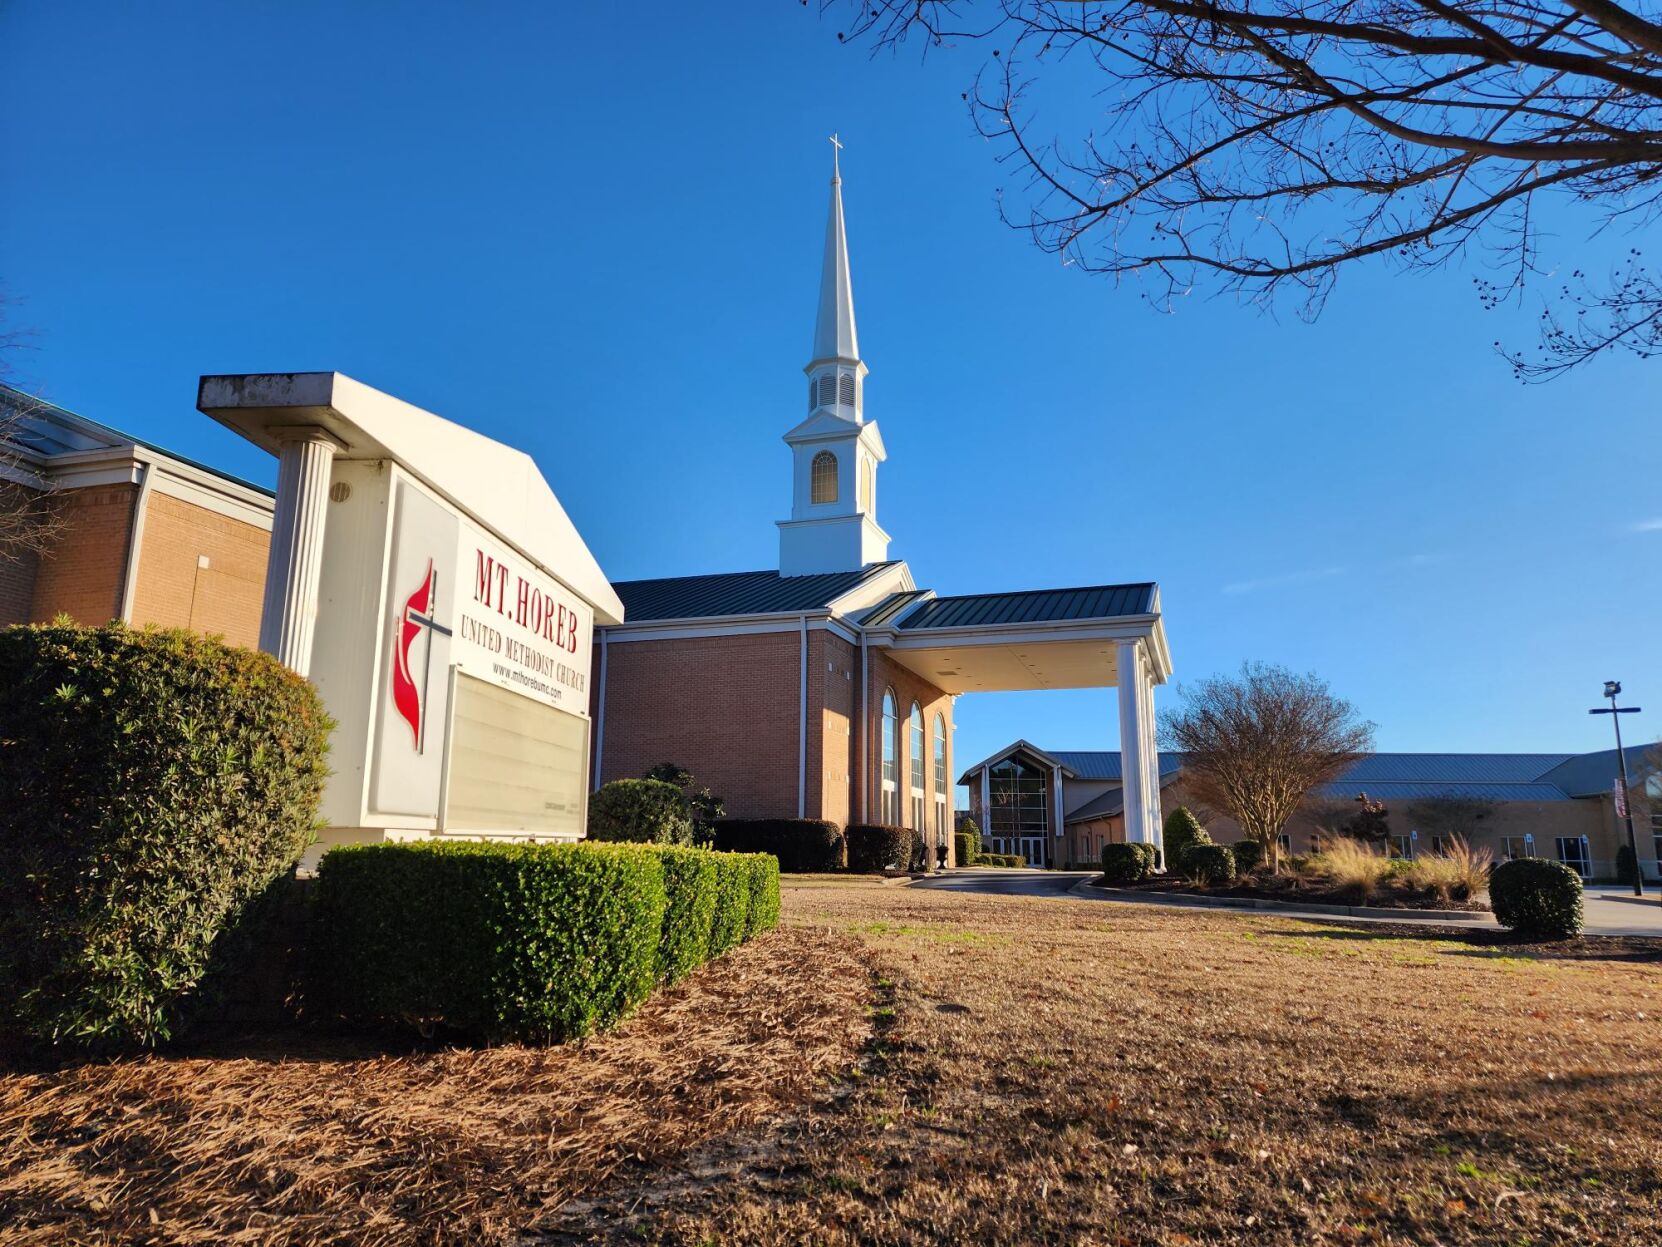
(856, 589), (931, 628)
(612, 562), (903, 622)
(896, 583), (1155, 631)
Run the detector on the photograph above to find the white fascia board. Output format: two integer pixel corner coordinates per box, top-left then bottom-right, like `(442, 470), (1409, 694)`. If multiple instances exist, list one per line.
(873, 614), (1162, 652)
(601, 611), (858, 646)
(45, 445), (277, 529)
(781, 409), (863, 444)
(954, 737), (1073, 786)
(825, 562), (918, 618)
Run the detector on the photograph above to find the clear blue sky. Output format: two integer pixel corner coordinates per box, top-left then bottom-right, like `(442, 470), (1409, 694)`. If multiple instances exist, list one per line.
(4, 3), (1657, 795)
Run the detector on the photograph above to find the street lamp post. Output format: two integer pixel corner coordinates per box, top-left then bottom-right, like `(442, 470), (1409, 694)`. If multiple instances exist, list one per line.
(1590, 681), (1643, 898)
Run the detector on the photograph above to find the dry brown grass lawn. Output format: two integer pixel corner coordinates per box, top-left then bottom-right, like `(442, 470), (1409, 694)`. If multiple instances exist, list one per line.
(6, 879), (1662, 1246)
(549, 880), (1662, 1246)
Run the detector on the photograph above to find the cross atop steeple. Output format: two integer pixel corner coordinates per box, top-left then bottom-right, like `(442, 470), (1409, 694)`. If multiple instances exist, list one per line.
(829, 132), (843, 180)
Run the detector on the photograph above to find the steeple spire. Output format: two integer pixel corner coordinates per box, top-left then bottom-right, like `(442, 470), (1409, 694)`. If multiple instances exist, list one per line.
(810, 134), (860, 368)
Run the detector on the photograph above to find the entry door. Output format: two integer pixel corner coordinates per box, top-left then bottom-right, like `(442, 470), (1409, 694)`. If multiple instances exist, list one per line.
(1556, 836), (1590, 878)
(1018, 835), (1045, 868)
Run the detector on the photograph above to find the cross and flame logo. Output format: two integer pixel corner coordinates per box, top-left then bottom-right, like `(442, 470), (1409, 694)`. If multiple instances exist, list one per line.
(391, 559), (453, 754)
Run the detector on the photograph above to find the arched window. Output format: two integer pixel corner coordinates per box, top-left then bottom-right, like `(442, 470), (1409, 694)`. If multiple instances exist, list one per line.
(880, 689), (900, 824)
(810, 450), (838, 504)
(838, 373), (856, 406)
(909, 703), (925, 831)
(933, 713), (948, 844)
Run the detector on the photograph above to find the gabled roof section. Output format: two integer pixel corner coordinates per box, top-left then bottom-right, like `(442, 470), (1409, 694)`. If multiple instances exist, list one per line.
(1535, 745), (1653, 798)
(897, 583), (1156, 631)
(856, 589), (931, 629)
(954, 739), (1077, 787)
(613, 561), (904, 622)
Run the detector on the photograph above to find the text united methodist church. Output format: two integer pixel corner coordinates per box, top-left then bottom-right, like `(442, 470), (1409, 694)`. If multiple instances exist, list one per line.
(0, 151), (1174, 868)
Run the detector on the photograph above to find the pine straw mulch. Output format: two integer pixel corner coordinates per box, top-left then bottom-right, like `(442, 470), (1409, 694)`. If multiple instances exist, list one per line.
(542, 880), (1662, 1246)
(0, 925), (873, 1247)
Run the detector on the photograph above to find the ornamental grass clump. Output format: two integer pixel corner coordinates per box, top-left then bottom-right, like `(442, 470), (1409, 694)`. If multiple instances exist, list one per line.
(0, 622), (332, 1049)
(1404, 839), (1493, 904)
(1310, 837), (1394, 902)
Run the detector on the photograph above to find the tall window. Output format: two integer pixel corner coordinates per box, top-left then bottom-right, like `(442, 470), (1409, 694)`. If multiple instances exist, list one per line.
(909, 703), (925, 831)
(810, 450), (838, 504)
(880, 690), (899, 824)
(1556, 836), (1590, 878)
(933, 713), (948, 843)
(988, 757), (1048, 864)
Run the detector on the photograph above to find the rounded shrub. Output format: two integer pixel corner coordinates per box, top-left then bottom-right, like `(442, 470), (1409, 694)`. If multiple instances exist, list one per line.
(588, 778), (693, 845)
(1230, 839), (1265, 873)
(710, 818), (843, 872)
(1188, 843), (1238, 886)
(313, 840), (668, 1042)
(1490, 858), (1584, 939)
(1101, 842), (1151, 884)
(0, 622), (332, 1048)
(953, 829), (975, 867)
(653, 846), (718, 984)
(956, 816), (982, 864)
(846, 824), (914, 873)
(1163, 807), (1211, 874)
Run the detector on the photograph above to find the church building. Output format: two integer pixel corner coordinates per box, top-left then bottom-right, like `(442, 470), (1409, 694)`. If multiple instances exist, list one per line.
(590, 151), (1174, 866)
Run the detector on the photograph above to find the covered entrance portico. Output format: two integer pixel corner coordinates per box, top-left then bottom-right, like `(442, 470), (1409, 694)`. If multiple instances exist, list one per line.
(858, 583), (1173, 867)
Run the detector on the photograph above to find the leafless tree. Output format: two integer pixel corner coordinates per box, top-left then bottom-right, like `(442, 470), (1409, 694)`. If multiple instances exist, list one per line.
(0, 300), (64, 562)
(839, 0), (1662, 378)
(1160, 661), (1374, 870)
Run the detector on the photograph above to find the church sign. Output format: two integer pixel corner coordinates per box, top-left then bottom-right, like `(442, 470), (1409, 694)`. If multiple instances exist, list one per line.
(197, 372), (624, 865)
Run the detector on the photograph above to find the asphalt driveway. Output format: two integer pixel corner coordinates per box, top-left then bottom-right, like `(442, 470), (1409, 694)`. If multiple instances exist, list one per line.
(915, 869), (1662, 938)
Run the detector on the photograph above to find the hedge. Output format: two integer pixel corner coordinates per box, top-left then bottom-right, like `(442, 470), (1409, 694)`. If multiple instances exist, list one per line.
(708, 853), (754, 955)
(1164, 807), (1211, 875)
(710, 818), (844, 872)
(0, 623), (332, 1048)
(588, 778), (694, 845)
(743, 853), (782, 937)
(1188, 843), (1237, 886)
(978, 852), (1026, 868)
(953, 830), (976, 867)
(1101, 843), (1151, 884)
(846, 824), (914, 873)
(956, 817), (982, 863)
(1490, 858), (1584, 939)
(654, 846), (718, 984)
(313, 841), (667, 1043)
(1230, 839), (1265, 873)
(1130, 842), (1157, 876)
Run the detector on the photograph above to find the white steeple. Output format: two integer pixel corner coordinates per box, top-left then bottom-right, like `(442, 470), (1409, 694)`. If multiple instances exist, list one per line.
(779, 137), (889, 577)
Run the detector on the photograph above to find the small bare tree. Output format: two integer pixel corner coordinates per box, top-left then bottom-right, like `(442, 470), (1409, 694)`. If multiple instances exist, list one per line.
(0, 298), (64, 564)
(1160, 662), (1374, 870)
(842, 0), (1662, 378)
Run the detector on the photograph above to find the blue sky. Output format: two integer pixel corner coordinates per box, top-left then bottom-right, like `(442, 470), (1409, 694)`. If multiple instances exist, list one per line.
(4, 3), (1658, 794)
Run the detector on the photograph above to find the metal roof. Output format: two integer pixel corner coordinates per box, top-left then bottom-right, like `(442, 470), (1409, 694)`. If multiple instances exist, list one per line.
(612, 562), (902, 622)
(1337, 753), (1577, 784)
(1536, 746), (1654, 798)
(1048, 750), (1186, 782)
(1313, 780), (1574, 803)
(856, 589), (931, 629)
(895, 583), (1155, 631)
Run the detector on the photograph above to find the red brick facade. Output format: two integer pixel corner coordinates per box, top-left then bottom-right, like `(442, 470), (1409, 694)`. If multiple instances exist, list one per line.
(28, 483), (137, 625)
(593, 624), (954, 856)
(129, 491), (269, 647)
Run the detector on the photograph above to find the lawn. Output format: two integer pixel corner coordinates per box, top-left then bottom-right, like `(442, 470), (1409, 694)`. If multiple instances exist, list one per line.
(6, 880), (1662, 1246)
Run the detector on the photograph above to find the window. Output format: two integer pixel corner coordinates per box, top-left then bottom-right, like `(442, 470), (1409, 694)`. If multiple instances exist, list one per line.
(909, 704), (925, 831)
(838, 373), (856, 406)
(1557, 836), (1590, 878)
(933, 714), (948, 846)
(1501, 836), (1535, 861)
(808, 378), (816, 411)
(988, 756), (1049, 865)
(816, 373), (837, 407)
(1388, 834), (1414, 860)
(810, 450), (838, 504)
(1429, 835), (1447, 856)
(880, 689), (900, 825)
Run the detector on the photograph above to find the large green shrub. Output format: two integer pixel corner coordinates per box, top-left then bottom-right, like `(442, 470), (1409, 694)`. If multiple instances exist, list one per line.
(313, 841), (667, 1042)
(1230, 839), (1265, 873)
(953, 830), (976, 867)
(708, 853), (754, 956)
(0, 623), (332, 1048)
(1101, 843), (1151, 884)
(956, 816), (982, 863)
(587, 778), (693, 845)
(846, 824), (914, 873)
(743, 853), (781, 937)
(1129, 842), (1157, 876)
(1188, 843), (1238, 886)
(654, 846), (718, 984)
(1490, 858), (1584, 939)
(710, 818), (844, 872)
(1164, 807), (1212, 875)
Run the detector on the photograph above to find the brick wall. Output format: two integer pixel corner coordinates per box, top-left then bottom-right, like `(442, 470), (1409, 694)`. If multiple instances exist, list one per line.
(595, 630), (803, 819)
(864, 649), (954, 858)
(129, 491), (269, 648)
(0, 482), (43, 623)
(29, 484), (137, 624)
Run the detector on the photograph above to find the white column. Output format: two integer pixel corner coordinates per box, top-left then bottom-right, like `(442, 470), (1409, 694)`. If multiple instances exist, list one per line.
(1117, 638), (1149, 845)
(1139, 652), (1163, 860)
(259, 429), (340, 676)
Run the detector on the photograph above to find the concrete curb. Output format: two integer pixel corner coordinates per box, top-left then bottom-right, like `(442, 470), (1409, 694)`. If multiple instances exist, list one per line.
(1068, 877), (1491, 924)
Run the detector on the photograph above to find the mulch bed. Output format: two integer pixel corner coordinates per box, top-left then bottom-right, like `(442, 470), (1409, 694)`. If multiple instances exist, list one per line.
(1106, 872), (1492, 911)
(0, 926), (872, 1247)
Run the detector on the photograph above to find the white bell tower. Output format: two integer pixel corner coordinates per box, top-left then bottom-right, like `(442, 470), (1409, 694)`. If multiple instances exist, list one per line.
(778, 136), (890, 577)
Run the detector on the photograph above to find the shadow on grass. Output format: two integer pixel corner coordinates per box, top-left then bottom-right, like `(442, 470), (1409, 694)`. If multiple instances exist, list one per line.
(1261, 918), (1662, 964)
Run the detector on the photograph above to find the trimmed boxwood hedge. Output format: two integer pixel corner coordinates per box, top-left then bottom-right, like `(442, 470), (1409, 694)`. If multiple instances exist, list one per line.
(953, 830), (976, 867)
(1164, 807), (1211, 875)
(1490, 858), (1583, 939)
(710, 818), (844, 872)
(1101, 842), (1149, 884)
(744, 853), (781, 936)
(1188, 843), (1237, 886)
(846, 824), (913, 873)
(0, 623), (332, 1048)
(1230, 839), (1265, 873)
(708, 853), (754, 956)
(654, 846), (718, 984)
(977, 852), (1026, 868)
